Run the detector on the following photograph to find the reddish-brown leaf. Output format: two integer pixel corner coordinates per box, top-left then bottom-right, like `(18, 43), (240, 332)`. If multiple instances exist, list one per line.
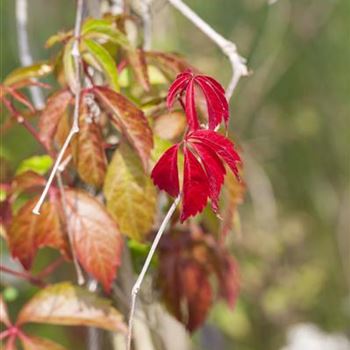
(7, 196), (69, 270)
(72, 102), (107, 188)
(127, 48), (150, 92)
(39, 89), (72, 151)
(64, 189), (123, 292)
(93, 86), (153, 170)
(17, 282), (126, 333)
(11, 171), (46, 195)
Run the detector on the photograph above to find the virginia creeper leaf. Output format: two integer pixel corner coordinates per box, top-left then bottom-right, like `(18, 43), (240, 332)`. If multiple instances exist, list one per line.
(83, 39), (119, 91)
(72, 101), (107, 187)
(38, 89), (72, 151)
(153, 111), (186, 141)
(181, 148), (209, 222)
(20, 336), (67, 350)
(64, 189), (123, 292)
(94, 86), (153, 170)
(7, 196), (69, 270)
(127, 49), (151, 91)
(17, 282), (126, 333)
(11, 171), (46, 195)
(151, 144), (179, 197)
(63, 38), (77, 93)
(104, 144), (156, 241)
(16, 155), (53, 176)
(3, 62), (53, 86)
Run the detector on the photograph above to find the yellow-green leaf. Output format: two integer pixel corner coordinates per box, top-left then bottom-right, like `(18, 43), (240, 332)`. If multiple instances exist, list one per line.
(4, 62), (53, 86)
(63, 38), (77, 92)
(16, 155), (53, 175)
(17, 282), (126, 333)
(104, 144), (156, 241)
(83, 39), (119, 91)
(21, 336), (67, 350)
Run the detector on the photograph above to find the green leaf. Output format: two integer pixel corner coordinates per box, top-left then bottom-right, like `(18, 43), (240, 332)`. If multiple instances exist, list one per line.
(16, 155), (53, 175)
(45, 31), (72, 48)
(104, 144), (156, 241)
(82, 18), (130, 48)
(63, 38), (77, 92)
(17, 282), (127, 333)
(83, 39), (119, 91)
(4, 62), (53, 86)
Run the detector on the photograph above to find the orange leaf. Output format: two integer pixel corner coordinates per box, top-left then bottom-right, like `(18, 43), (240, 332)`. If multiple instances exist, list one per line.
(7, 196), (70, 270)
(94, 86), (153, 170)
(64, 189), (123, 292)
(72, 102), (107, 187)
(39, 89), (72, 151)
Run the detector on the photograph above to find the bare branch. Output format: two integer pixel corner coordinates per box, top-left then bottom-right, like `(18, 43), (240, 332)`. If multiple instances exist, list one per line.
(33, 0), (85, 215)
(167, 0), (248, 100)
(127, 196), (180, 350)
(15, 0), (45, 109)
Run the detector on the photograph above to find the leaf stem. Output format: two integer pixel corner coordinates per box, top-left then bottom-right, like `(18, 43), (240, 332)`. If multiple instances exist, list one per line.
(32, 0), (85, 215)
(167, 0), (248, 100)
(0, 265), (45, 287)
(127, 196), (180, 350)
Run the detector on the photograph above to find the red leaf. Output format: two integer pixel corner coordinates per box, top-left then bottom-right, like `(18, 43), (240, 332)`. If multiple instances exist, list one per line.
(191, 142), (226, 213)
(181, 148), (209, 222)
(64, 189), (123, 292)
(188, 129), (241, 178)
(151, 144), (179, 197)
(166, 70), (228, 130)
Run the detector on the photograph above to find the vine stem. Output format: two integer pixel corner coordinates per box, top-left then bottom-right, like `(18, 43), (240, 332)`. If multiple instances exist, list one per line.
(127, 196), (180, 350)
(167, 0), (248, 100)
(32, 0), (84, 215)
(0, 265), (45, 287)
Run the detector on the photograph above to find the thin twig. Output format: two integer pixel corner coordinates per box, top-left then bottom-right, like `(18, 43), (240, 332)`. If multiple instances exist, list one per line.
(167, 0), (248, 100)
(127, 196), (180, 350)
(32, 0), (84, 215)
(15, 0), (45, 109)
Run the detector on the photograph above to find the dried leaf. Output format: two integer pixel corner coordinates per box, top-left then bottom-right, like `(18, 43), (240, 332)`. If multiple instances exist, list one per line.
(104, 144), (156, 241)
(72, 102), (107, 187)
(64, 189), (123, 292)
(4, 62), (53, 86)
(39, 89), (72, 151)
(0, 295), (11, 326)
(83, 39), (119, 91)
(94, 86), (153, 170)
(7, 197), (69, 270)
(21, 335), (67, 350)
(17, 282), (126, 333)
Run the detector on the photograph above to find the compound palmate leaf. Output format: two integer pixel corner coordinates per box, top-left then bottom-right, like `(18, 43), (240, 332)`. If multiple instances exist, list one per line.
(72, 101), (107, 187)
(7, 196), (69, 270)
(16, 282), (126, 333)
(104, 144), (156, 241)
(93, 86), (153, 170)
(64, 189), (123, 292)
(20, 335), (67, 350)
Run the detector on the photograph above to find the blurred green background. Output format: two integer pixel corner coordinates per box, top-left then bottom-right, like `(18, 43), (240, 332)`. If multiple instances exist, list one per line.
(1, 0), (349, 349)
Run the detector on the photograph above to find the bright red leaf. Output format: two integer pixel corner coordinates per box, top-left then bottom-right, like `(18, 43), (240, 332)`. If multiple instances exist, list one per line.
(151, 129), (241, 221)
(167, 70), (229, 130)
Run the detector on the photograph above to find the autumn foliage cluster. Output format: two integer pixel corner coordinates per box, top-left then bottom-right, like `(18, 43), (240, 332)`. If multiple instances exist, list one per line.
(0, 15), (245, 349)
